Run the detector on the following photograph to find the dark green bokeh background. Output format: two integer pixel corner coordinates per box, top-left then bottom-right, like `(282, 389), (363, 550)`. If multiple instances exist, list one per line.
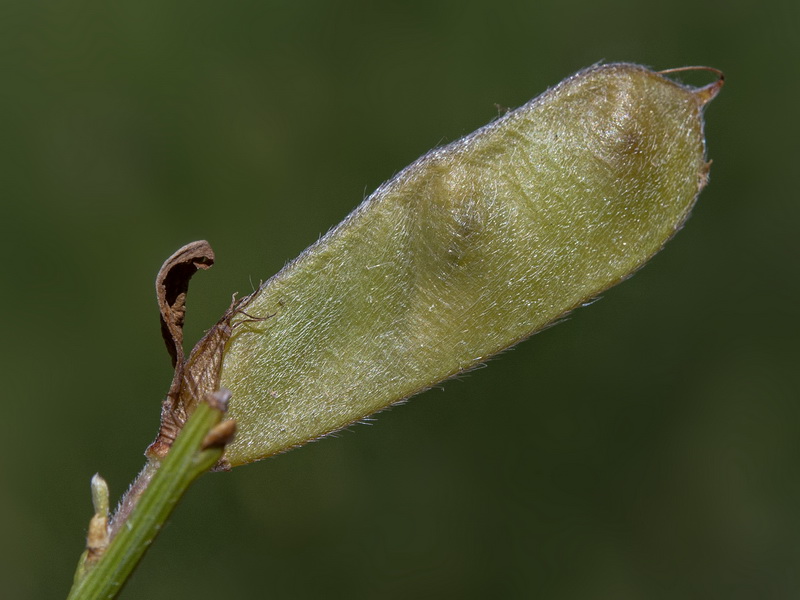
(2, 1), (798, 598)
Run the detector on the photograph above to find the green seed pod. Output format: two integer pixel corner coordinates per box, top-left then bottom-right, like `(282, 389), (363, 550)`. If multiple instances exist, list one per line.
(153, 63), (721, 467)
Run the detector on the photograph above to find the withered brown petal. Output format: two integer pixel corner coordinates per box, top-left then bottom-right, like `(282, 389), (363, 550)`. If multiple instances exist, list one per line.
(156, 240), (215, 368)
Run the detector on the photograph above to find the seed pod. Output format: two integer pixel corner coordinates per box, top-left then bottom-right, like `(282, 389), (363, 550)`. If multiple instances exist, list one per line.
(160, 63), (721, 467)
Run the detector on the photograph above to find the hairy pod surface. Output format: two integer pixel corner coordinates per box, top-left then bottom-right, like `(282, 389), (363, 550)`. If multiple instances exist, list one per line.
(213, 63), (720, 466)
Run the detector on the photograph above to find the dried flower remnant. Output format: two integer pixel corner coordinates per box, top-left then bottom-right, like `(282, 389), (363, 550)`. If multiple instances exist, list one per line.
(148, 241), (241, 460)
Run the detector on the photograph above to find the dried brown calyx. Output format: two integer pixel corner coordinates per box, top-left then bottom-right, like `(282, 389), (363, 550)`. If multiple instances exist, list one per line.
(146, 241), (245, 463)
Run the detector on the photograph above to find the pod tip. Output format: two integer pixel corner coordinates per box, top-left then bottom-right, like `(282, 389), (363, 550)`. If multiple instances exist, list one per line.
(659, 65), (724, 106)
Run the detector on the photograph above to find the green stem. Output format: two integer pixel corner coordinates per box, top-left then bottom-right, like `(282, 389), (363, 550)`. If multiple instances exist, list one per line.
(67, 399), (228, 600)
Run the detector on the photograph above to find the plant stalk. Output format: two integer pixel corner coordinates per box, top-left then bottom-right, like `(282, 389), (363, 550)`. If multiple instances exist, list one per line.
(67, 394), (232, 600)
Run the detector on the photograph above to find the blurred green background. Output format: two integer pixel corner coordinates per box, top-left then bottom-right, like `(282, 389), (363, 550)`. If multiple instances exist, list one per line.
(2, 1), (798, 598)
